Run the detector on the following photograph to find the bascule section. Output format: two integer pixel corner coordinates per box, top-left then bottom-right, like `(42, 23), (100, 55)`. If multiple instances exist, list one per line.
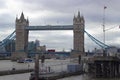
(11, 12), (29, 60)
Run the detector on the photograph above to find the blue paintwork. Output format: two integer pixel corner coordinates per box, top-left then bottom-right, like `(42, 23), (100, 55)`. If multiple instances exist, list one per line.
(25, 25), (73, 30)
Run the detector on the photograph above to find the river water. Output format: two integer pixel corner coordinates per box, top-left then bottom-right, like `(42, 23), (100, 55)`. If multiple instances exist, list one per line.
(0, 59), (119, 80)
(0, 73), (120, 80)
(58, 74), (120, 80)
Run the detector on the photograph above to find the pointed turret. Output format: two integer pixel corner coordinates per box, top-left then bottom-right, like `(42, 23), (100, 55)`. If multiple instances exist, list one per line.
(20, 12), (24, 19)
(26, 17), (29, 24)
(81, 16), (85, 23)
(74, 15), (76, 19)
(16, 15), (18, 22)
(77, 11), (80, 18)
(73, 15), (77, 22)
(16, 12), (29, 24)
(76, 11), (81, 22)
(19, 12), (25, 22)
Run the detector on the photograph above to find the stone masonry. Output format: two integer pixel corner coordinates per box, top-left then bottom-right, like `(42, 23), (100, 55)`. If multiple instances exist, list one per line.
(72, 11), (85, 57)
(11, 12), (29, 60)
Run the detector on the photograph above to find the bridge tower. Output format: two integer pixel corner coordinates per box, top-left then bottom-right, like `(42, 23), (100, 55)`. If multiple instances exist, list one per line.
(11, 12), (29, 60)
(72, 11), (85, 57)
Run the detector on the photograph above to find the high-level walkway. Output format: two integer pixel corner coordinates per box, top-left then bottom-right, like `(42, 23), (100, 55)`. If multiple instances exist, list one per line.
(25, 25), (73, 30)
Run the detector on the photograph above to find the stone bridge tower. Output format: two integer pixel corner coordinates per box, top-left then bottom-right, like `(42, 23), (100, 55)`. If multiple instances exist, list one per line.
(11, 12), (29, 60)
(72, 11), (85, 57)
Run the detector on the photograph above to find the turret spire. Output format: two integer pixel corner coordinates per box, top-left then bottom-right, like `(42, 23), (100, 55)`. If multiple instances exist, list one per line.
(27, 16), (29, 23)
(74, 15), (76, 19)
(16, 14), (18, 21)
(81, 15), (85, 23)
(77, 11), (80, 18)
(73, 14), (76, 21)
(20, 12), (25, 20)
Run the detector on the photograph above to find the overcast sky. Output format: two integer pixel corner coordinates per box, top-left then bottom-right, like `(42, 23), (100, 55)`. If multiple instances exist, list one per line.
(0, 0), (120, 51)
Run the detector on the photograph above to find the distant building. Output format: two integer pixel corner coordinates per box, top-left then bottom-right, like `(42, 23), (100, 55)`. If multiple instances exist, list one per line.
(36, 45), (46, 52)
(35, 39), (40, 47)
(92, 46), (120, 56)
(28, 41), (36, 52)
(107, 46), (120, 56)
(92, 48), (103, 56)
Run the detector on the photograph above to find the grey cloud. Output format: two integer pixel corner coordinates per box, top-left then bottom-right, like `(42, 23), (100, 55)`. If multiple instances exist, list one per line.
(29, 14), (73, 25)
(19, 0), (81, 12)
(105, 31), (120, 42)
(1, 0), (120, 51)
(29, 30), (73, 50)
(19, 0), (120, 25)
(0, 0), (6, 8)
(0, 13), (15, 30)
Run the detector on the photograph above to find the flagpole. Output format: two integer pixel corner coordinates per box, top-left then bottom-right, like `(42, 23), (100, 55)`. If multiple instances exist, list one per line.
(103, 6), (107, 45)
(103, 6), (107, 56)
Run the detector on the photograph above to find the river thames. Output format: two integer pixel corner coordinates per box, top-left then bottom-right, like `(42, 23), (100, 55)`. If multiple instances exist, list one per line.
(0, 73), (120, 80)
(0, 59), (119, 80)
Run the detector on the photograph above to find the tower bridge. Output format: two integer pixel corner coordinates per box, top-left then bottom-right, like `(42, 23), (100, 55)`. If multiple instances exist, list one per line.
(1, 12), (119, 78)
(11, 11), (85, 60)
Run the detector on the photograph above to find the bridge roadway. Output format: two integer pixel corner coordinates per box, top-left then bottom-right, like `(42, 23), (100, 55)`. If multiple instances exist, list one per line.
(25, 25), (73, 30)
